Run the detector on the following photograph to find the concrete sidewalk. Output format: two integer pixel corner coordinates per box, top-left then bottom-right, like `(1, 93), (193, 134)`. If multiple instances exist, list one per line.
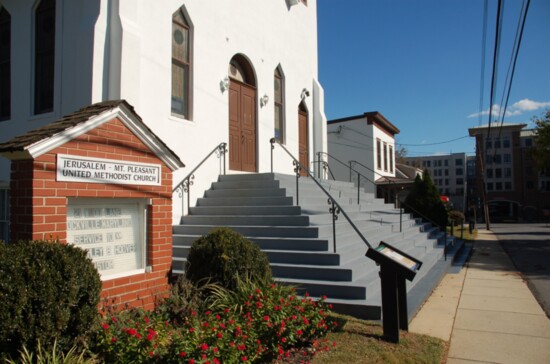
(409, 229), (550, 364)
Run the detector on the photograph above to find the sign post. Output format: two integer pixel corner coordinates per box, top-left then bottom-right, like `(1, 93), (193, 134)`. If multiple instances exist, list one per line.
(366, 241), (422, 343)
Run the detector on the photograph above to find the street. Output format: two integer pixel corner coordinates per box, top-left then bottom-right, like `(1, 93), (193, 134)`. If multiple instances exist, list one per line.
(490, 223), (550, 318)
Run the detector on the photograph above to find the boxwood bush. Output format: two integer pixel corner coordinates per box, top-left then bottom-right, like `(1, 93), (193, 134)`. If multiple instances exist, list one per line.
(185, 227), (272, 290)
(0, 240), (101, 358)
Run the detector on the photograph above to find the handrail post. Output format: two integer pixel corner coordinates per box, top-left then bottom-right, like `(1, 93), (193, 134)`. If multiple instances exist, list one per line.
(222, 143), (227, 175)
(357, 171), (360, 204)
(349, 161), (353, 182)
(399, 203), (403, 233)
(316, 152), (322, 179)
(270, 138), (275, 173)
(293, 160), (300, 206)
(329, 198), (340, 253)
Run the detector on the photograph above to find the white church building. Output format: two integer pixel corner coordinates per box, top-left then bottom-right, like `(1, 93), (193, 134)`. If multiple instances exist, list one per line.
(0, 0), (328, 236)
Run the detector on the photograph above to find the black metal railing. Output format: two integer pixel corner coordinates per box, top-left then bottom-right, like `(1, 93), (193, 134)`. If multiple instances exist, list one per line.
(270, 138), (372, 252)
(173, 142), (227, 217)
(348, 159), (451, 260)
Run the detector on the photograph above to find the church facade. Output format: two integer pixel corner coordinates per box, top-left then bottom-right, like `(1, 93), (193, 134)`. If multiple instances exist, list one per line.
(0, 0), (328, 234)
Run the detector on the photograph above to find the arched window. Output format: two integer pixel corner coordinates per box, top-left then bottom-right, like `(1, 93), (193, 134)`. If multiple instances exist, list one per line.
(34, 0), (56, 115)
(171, 8), (192, 119)
(0, 6), (10, 120)
(274, 67), (284, 143)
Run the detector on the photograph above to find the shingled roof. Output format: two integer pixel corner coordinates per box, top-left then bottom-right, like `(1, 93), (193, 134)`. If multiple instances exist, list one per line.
(0, 100), (184, 170)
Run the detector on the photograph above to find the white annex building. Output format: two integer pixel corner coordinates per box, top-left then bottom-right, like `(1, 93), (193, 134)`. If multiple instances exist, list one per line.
(327, 112), (399, 195)
(0, 0), (328, 234)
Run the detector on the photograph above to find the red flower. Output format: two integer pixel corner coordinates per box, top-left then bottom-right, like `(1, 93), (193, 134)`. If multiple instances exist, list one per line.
(214, 359), (221, 364)
(111, 316), (117, 322)
(200, 343), (209, 351)
(216, 314), (221, 320)
(217, 333), (223, 338)
(297, 329), (303, 336)
(102, 323), (109, 330)
(189, 359), (195, 364)
(263, 315), (269, 321)
(213, 347), (219, 353)
(205, 310), (212, 315)
(179, 351), (187, 357)
(111, 337), (117, 343)
(189, 327), (195, 333)
(127, 328), (137, 336)
(241, 356), (248, 362)
(149, 351), (154, 357)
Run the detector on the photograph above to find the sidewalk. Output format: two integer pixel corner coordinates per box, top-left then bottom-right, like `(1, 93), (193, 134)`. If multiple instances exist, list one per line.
(409, 229), (550, 364)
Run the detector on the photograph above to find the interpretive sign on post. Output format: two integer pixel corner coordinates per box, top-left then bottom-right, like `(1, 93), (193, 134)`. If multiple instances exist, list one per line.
(366, 241), (422, 343)
(57, 154), (161, 186)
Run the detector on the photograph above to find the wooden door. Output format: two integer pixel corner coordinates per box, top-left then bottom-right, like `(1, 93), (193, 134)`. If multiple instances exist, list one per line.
(298, 107), (309, 176)
(229, 80), (257, 172)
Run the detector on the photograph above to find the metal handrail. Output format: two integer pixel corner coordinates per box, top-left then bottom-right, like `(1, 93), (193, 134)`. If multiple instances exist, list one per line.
(349, 159), (450, 260)
(270, 138), (372, 252)
(173, 142), (227, 216)
(311, 158), (336, 181)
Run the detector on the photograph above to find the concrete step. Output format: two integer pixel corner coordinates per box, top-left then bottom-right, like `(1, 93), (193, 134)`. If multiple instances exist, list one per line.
(180, 215), (310, 226)
(189, 205), (301, 216)
(204, 188), (287, 198)
(173, 224), (319, 238)
(196, 196), (293, 206)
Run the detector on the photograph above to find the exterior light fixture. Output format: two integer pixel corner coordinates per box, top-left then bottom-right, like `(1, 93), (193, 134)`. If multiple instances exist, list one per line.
(260, 94), (269, 107)
(301, 88), (310, 99)
(220, 76), (229, 92)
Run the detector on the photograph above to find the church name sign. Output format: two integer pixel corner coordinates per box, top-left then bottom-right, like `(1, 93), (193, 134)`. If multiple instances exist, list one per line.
(57, 154), (161, 186)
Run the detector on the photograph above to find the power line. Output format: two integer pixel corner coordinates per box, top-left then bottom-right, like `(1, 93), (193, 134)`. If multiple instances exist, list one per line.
(478, 0), (489, 127)
(396, 135), (470, 147)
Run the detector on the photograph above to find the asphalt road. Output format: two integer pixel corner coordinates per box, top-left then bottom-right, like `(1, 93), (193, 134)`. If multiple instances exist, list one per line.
(490, 223), (550, 318)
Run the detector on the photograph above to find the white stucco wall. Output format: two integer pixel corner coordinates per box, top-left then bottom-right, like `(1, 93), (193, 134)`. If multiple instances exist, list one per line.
(327, 117), (396, 194)
(0, 0), (326, 223)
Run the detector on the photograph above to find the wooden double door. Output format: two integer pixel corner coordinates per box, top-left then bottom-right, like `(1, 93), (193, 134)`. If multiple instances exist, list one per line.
(229, 79), (257, 172)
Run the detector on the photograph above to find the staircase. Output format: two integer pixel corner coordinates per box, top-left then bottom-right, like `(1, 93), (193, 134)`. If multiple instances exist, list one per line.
(172, 173), (462, 320)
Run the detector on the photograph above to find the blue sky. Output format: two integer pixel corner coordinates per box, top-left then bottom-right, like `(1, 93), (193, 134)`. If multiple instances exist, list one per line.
(317, 0), (550, 157)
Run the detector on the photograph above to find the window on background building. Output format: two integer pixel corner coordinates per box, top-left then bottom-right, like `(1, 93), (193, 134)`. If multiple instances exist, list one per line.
(0, 7), (10, 121)
(376, 139), (381, 169)
(495, 168), (502, 178)
(172, 8), (192, 119)
(487, 168), (493, 178)
(503, 154), (511, 164)
(0, 188), (8, 242)
(505, 181), (512, 190)
(455, 158), (463, 166)
(525, 138), (533, 147)
(503, 138), (510, 148)
(274, 67), (284, 143)
(456, 178), (463, 185)
(456, 168), (463, 175)
(445, 179), (449, 185)
(427, 160), (431, 167)
(487, 182), (493, 191)
(389, 145), (394, 173)
(486, 154), (492, 164)
(456, 188), (464, 195)
(438, 160), (442, 167)
(444, 159), (448, 167)
(445, 169), (448, 176)
(34, 0), (56, 115)
(383, 143), (388, 171)
(486, 138), (492, 149)
(494, 154), (502, 164)
(494, 138), (501, 149)
(504, 168), (511, 177)
(495, 182), (502, 190)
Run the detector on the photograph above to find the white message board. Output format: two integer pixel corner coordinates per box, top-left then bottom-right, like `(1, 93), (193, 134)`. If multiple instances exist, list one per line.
(67, 199), (146, 278)
(57, 154), (161, 186)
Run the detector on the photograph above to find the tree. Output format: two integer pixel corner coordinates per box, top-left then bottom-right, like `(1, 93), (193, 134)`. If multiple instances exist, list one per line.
(531, 109), (550, 171)
(395, 146), (408, 164)
(404, 170), (448, 228)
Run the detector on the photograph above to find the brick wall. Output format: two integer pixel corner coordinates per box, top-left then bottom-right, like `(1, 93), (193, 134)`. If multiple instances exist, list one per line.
(9, 117), (173, 310)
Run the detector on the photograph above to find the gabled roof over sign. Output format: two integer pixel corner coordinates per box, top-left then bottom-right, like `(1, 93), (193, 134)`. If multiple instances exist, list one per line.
(0, 100), (184, 171)
(328, 111), (400, 136)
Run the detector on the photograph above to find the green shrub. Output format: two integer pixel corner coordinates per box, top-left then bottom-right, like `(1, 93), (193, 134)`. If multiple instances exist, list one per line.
(185, 227), (272, 290)
(0, 240), (101, 358)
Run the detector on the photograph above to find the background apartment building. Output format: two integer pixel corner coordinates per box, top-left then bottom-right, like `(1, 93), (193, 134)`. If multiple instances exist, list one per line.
(404, 153), (467, 212)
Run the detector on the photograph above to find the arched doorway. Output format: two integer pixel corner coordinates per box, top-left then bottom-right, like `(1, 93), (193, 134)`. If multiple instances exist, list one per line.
(228, 55), (257, 172)
(298, 101), (309, 176)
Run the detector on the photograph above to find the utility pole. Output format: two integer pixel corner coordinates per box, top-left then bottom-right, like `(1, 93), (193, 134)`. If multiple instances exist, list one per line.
(477, 136), (491, 230)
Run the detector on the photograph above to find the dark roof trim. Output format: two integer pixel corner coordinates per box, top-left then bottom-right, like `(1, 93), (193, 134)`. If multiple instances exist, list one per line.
(0, 100), (184, 171)
(328, 111), (400, 135)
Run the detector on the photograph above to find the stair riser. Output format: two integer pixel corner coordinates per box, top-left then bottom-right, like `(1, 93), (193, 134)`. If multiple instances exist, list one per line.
(173, 235), (330, 251)
(211, 180), (280, 190)
(189, 206), (301, 216)
(181, 215), (310, 226)
(277, 280), (368, 300)
(173, 225), (319, 238)
(196, 196), (293, 206)
(205, 189), (287, 198)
